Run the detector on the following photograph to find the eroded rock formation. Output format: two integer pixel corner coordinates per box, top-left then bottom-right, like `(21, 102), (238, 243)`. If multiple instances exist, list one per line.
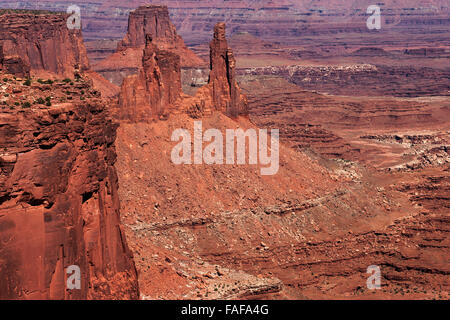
(94, 5), (204, 85)
(0, 72), (139, 300)
(119, 6), (180, 52)
(182, 23), (248, 118)
(0, 42), (28, 78)
(118, 35), (182, 121)
(0, 43), (30, 78)
(0, 10), (89, 78)
(118, 22), (248, 121)
(208, 22), (248, 117)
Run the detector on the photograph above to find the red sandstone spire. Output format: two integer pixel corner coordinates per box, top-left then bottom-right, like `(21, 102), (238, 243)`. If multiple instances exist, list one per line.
(208, 22), (248, 117)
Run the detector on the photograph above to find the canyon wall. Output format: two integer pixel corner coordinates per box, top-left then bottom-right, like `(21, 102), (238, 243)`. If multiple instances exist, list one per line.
(241, 64), (450, 98)
(3, 1), (447, 45)
(0, 43), (30, 78)
(0, 10), (89, 78)
(0, 67), (138, 300)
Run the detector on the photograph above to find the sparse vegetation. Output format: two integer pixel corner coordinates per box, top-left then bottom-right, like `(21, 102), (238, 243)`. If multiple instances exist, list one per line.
(35, 97), (45, 105)
(21, 101), (31, 108)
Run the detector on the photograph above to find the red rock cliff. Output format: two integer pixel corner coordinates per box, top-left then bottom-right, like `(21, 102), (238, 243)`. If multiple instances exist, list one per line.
(118, 5), (178, 51)
(0, 10), (89, 78)
(118, 23), (248, 121)
(208, 22), (248, 117)
(0, 73), (138, 299)
(182, 23), (248, 118)
(94, 5), (204, 86)
(118, 35), (182, 121)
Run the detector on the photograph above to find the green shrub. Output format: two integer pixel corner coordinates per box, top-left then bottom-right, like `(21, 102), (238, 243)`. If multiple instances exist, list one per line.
(35, 97), (45, 104)
(22, 101), (31, 108)
(23, 79), (31, 86)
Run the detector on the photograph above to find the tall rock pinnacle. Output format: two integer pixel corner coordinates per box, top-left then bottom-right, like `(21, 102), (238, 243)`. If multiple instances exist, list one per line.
(208, 22), (248, 117)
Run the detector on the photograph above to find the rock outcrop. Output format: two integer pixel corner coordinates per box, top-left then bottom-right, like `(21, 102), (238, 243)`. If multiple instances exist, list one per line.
(208, 22), (248, 117)
(93, 5), (204, 86)
(117, 5), (203, 68)
(119, 6), (178, 51)
(0, 43), (30, 78)
(182, 23), (248, 118)
(0, 10), (89, 78)
(118, 23), (247, 121)
(0, 72), (139, 299)
(118, 35), (182, 121)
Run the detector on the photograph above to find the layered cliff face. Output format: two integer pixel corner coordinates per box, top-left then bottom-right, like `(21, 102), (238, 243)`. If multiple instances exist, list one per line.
(242, 64), (450, 98)
(0, 43), (30, 78)
(93, 5), (204, 85)
(0, 72), (139, 299)
(5, 0), (447, 61)
(118, 5), (182, 52)
(118, 22), (247, 121)
(118, 35), (182, 121)
(0, 10), (89, 78)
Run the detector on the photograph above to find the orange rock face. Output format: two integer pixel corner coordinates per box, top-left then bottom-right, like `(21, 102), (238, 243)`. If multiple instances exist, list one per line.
(0, 72), (139, 300)
(0, 43), (30, 78)
(94, 5), (204, 86)
(118, 35), (182, 121)
(117, 5), (203, 68)
(179, 23), (248, 118)
(207, 23), (248, 117)
(117, 22), (248, 121)
(0, 10), (89, 78)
